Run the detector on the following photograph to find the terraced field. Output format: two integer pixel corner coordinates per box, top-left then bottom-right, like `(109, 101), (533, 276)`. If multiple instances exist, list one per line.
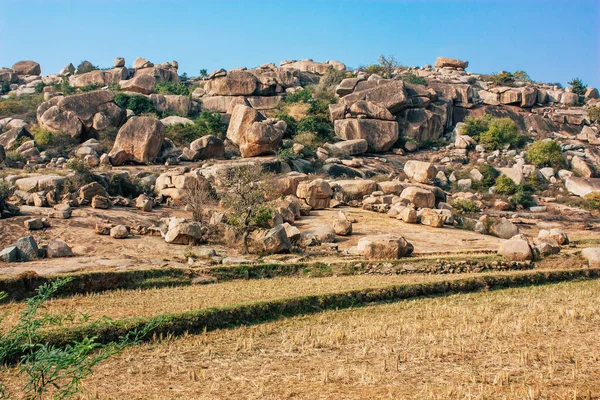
(4, 279), (600, 399)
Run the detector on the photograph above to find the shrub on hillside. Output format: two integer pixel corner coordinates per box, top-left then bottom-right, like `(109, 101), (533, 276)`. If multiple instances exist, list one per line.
(274, 111), (297, 138)
(568, 78), (587, 96)
(400, 73), (427, 86)
(166, 112), (227, 145)
(588, 106), (600, 123)
(0, 94), (44, 120)
(478, 118), (524, 150)
(489, 71), (515, 86)
(495, 175), (518, 195)
(284, 88), (312, 104)
(526, 140), (566, 169)
(114, 93), (157, 115)
(462, 115), (492, 140)
(513, 70), (532, 82)
(453, 199), (480, 214)
(155, 81), (190, 96)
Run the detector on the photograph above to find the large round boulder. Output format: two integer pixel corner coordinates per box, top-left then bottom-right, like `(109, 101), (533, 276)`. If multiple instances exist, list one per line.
(108, 116), (164, 165)
(12, 60), (41, 76)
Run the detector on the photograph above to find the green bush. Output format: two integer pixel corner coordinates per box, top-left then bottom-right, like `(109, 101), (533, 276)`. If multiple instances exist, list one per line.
(511, 186), (535, 208)
(480, 165), (501, 189)
(0, 181), (10, 210)
(284, 88), (312, 104)
(155, 81), (190, 96)
(400, 73), (427, 85)
(318, 67), (347, 89)
(362, 55), (399, 79)
(114, 93), (157, 115)
(0, 80), (10, 95)
(277, 147), (300, 164)
(462, 115), (492, 140)
(297, 115), (332, 138)
(65, 159), (97, 189)
(526, 140), (566, 169)
(274, 111), (297, 138)
(582, 192), (600, 211)
(495, 175), (518, 195)
(80, 83), (103, 92)
(293, 131), (324, 150)
(489, 71), (514, 86)
(513, 70), (532, 82)
(453, 199), (480, 214)
(0, 94), (45, 120)
(568, 78), (587, 96)
(34, 81), (46, 93)
(478, 118), (524, 150)
(55, 78), (76, 95)
(165, 112), (227, 145)
(4, 151), (25, 167)
(588, 106), (600, 123)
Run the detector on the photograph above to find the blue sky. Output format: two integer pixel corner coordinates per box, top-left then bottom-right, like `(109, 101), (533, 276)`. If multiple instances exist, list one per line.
(1, 0), (598, 88)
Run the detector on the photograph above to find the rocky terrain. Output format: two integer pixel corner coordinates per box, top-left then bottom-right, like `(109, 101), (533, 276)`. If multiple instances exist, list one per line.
(1, 55), (600, 273)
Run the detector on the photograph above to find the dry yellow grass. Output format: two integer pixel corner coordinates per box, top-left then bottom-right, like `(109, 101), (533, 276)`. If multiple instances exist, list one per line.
(4, 279), (598, 399)
(0, 271), (501, 328)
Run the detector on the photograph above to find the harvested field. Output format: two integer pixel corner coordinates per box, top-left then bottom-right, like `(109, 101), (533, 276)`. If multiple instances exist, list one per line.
(4, 279), (598, 399)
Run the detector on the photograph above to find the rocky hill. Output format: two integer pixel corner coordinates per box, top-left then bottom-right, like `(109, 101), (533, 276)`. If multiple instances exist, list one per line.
(1, 55), (599, 267)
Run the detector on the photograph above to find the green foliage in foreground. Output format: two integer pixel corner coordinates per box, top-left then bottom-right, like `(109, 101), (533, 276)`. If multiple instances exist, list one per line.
(0, 279), (161, 399)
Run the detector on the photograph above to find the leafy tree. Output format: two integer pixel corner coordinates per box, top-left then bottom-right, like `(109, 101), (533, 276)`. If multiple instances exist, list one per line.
(513, 70), (532, 82)
(0, 279), (160, 399)
(568, 77), (587, 96)
(221, 166), (275, 254)
(199, 69), (208, 79)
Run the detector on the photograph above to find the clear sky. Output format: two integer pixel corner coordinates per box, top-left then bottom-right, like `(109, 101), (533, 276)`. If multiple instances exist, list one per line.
(1, 0), (598, 88)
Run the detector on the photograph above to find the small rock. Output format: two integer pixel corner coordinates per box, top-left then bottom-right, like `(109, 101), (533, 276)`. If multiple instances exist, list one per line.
(110, 225), (129, 239)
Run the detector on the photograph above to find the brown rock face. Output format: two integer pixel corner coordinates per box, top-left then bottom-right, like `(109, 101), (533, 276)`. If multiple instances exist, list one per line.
(109, 116), (164, 165)
(226, 105), (261, 145)
(334, 119), (398, 153)
(342, 80), (408, 114)
(240, 119), (286, 157)
(205, 71), (258, 96)
(37, 90), (125, 140)
(348, 100), (395, 120)
(120, 74), (156, 95)
(296, 179), (332, 210)
(69, 68), (128, 88)
(12, 60), (41, 75)
(433, 57), (469, 69)
(397, 108), (444, 143)
(150, 94), (192, 116)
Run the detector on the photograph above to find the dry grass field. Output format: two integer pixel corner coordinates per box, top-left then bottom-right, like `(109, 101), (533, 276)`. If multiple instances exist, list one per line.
(0, 253), (588, 329)
(4, 279), (598, 399)
(0, 270), (512, 328)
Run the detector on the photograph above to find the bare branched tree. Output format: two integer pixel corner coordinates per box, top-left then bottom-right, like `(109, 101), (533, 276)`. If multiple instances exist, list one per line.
(182, 176), (216, 222)
(220, 166), (276, 254)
